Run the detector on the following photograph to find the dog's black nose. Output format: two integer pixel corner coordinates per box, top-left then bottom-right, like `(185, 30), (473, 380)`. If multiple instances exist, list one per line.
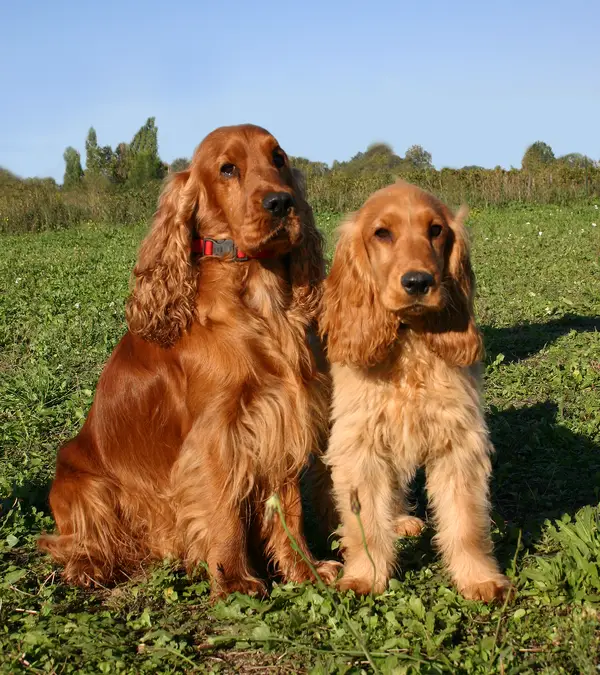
(401, 271), (435, 296)
(262, 192), (293, 218)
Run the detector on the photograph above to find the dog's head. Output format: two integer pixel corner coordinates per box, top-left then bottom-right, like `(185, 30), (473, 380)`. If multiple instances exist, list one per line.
(188, 124), (305, 254)
(320, 180), (483, 368)
(126, 124), (323, 346)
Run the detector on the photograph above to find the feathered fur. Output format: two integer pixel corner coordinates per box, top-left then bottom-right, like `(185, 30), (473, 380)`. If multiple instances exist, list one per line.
(39, 124), (339, 597)
(320, 181), (510, 602)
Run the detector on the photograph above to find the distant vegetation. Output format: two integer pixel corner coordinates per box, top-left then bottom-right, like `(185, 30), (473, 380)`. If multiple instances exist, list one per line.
(1, 118), (599, 233)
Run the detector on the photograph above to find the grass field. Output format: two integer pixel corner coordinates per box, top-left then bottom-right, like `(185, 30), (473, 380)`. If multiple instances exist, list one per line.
(1, 204), (599, 673)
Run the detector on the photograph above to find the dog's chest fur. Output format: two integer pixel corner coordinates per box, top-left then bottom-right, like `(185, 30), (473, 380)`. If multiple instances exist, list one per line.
(330, 334), (485, 467)
(187, 262), (326, 492)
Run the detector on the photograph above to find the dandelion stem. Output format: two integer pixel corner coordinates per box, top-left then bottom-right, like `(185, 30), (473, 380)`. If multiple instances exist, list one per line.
(354, 509), (377, 597)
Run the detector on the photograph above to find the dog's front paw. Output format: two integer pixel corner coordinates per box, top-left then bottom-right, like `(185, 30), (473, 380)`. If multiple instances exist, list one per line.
(395, 515), (425, 537)
(211, 575), (267, 601)
(338, 574), (386, 596)
(315, 560), (342, 585)
(461, 575), (512, 603)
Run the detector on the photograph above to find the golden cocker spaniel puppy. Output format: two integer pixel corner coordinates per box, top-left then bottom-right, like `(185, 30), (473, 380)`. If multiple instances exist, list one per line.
(320, 180), (510, 602)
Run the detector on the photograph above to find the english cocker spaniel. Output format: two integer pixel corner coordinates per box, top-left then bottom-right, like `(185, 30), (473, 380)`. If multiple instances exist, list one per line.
(39, 124), (339, 597)
(320, 180), (510, 602)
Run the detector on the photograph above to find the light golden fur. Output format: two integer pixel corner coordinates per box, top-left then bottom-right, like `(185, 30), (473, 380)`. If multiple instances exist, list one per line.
(39, 124), (339, 597)
(320, 181), (510, 602)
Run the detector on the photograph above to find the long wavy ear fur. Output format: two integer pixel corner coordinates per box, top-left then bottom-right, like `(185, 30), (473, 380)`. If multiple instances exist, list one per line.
(420, 205), (484, 367)
(288, 168), (326, 322)
(320, 216), (400, 367)
(125, 170), (199, 346)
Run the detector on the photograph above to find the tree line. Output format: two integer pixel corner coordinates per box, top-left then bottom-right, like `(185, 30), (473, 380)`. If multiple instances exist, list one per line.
(59, 120), (598, 188)
(1, 118), (599, 234)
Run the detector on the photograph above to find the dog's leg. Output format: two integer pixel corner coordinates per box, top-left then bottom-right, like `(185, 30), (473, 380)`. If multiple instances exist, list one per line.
(260, 480), (341, 585)
(328, 430), (398, 595)
(395, 514), (426, 537)
(39, 474), (123, 586)
(172, 429), (265, 600)
(38, 439), (135, 586)
(425, 432), (510, 602)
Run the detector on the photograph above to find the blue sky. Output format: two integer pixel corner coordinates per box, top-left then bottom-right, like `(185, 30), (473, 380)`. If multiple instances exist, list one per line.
(1, 0), (598, 181)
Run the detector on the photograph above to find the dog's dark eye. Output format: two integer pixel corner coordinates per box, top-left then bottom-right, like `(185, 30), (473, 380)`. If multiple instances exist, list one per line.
(374, 228), (392, 241)
(273, 151), (285, 169)
(220, 163), (237, 177)
(430, 224), (443, 238)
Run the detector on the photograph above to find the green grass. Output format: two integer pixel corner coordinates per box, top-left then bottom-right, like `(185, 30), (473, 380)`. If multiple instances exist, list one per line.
(1, 205), (599, 673)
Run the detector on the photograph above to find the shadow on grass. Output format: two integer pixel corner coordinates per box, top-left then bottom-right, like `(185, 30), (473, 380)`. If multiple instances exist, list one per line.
(1, 477), (52, 523)
(489, 400), (600, 563)
(482, 313), (600, 364)
(383, 400), (600, 578)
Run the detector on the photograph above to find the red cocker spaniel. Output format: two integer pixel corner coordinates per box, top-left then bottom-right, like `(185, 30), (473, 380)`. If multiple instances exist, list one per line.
(39, 124), (339, 597)
(320, 181), (510, 602)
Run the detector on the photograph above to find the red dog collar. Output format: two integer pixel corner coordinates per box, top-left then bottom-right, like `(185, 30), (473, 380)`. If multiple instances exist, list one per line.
(191, 237), (276, 262)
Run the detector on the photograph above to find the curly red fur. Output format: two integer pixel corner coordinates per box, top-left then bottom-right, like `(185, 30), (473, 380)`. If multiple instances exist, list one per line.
(125, 169), (200, 346)
(39, 124), (339, 597)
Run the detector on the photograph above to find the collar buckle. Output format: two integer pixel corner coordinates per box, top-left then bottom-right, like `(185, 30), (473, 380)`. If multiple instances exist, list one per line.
(209, 238), (236, 257)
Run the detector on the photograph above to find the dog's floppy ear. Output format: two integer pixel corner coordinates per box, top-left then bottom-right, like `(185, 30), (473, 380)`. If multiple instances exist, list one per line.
(320, 215), (400, 367)
(126, 170), (201, 346)
(420, 205), (484, 367)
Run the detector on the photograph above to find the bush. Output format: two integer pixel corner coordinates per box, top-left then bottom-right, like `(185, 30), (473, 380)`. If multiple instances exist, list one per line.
(0, 181), (161, 234)
(1, 164), (599, 234)
(304, 165), (600, 212)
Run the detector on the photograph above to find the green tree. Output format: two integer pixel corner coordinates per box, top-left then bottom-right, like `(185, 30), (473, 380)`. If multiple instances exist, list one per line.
(363, 143), (403, 170)
(112, 143), (130, 184)
(85, 127), (100, 175)
(0, 167), (23, 187)
(127, 117), (165, 187)
(62, 147), (83, 189)
(557, 153), (596, 168)
(289, 156), (329, 176)
(84, 127), (114, 185)
(404, 144), (433, 170)
(336, 142), (403, 174)
(97, 145), (115, 179)
(522, 141), (555, 171)
(169, 157), (190, 172)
